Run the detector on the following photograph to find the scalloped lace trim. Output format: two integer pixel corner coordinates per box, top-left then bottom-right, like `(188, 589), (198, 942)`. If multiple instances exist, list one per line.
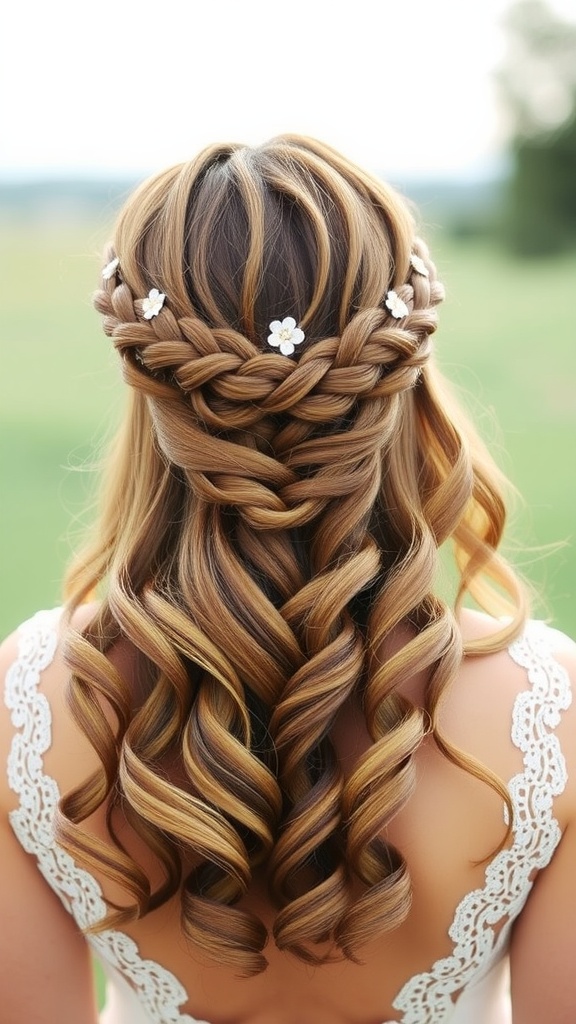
(390, 620), (572, 1023)
(3, 612), (572, 1024)
(4, 609), (202, 1024)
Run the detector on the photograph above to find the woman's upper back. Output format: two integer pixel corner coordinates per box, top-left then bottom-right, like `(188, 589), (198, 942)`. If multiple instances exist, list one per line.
(1, 604), (575, 1024)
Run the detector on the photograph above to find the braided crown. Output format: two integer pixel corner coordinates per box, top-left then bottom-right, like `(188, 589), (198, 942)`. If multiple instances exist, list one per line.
(96, 239), (442, 422)
(94, 240), (443, 533)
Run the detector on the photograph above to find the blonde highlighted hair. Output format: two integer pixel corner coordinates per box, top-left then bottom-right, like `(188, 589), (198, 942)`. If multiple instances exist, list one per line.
(60, 135), (526, 974)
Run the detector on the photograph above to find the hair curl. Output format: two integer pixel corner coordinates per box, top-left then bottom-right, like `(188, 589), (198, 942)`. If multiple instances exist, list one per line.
(59, 134), (526, 976)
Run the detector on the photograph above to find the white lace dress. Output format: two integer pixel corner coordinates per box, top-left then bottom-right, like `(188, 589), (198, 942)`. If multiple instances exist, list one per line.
(3, 609), (572, 1024)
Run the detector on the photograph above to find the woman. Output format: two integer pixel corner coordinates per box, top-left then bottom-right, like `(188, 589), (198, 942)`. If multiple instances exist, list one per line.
(0, 135), (574, 1024)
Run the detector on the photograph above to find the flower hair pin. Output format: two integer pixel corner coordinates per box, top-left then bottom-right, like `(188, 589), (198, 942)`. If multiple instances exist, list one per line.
(141, 288), (166, 319)
(267, 316), (305, 356)
(410, 253), (429, 277)
(385, 290), (409, 319)
(102, 256), (120, 281)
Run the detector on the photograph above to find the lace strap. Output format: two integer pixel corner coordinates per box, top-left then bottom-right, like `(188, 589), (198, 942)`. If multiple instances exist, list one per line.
(391, 619), (572, 1023)
(4, 609), (201, 1024)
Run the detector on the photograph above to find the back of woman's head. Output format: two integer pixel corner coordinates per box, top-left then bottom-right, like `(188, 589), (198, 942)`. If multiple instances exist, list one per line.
(61, 134), (525, 975)
(111, 134), (420, 340)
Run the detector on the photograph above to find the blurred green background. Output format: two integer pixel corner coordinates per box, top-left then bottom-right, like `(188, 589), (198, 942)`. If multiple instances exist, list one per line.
(1, 209), (575, 639)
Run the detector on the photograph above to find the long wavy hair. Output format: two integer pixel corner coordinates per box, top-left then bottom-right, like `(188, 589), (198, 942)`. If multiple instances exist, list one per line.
(59, 134), (527, 975)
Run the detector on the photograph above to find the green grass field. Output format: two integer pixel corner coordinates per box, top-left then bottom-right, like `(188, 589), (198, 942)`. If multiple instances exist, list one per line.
(1, 218), (575, 640)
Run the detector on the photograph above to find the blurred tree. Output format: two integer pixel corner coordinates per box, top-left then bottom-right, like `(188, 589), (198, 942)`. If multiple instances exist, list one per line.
(497, 0), (576, 255)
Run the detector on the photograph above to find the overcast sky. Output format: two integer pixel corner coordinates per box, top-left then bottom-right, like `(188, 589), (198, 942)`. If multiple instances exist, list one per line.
(2, 0), (574, 182)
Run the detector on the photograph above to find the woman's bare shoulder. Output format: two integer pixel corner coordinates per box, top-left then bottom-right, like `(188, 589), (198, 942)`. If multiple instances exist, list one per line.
(0, 607), (99, 1021)
(459, 606), (576, 655)
(0, 602), (101, 693)
(455, 607), (576, 811)
(0, 603), (102, 810)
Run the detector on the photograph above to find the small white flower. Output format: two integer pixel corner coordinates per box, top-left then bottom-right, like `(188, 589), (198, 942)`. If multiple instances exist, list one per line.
(410, 253), (429, 277)
(267, 316), (305, 356)
(141, 288), (166, 319)
(385, 290), (409, 319)
(102, 256), (120, 280)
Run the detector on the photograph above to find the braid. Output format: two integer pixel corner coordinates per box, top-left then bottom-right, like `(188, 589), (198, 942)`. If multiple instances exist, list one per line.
(60, 137), (525, 975)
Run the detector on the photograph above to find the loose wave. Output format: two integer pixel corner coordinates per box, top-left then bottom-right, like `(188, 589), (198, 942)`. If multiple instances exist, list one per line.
(59, 135), (527, 976)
